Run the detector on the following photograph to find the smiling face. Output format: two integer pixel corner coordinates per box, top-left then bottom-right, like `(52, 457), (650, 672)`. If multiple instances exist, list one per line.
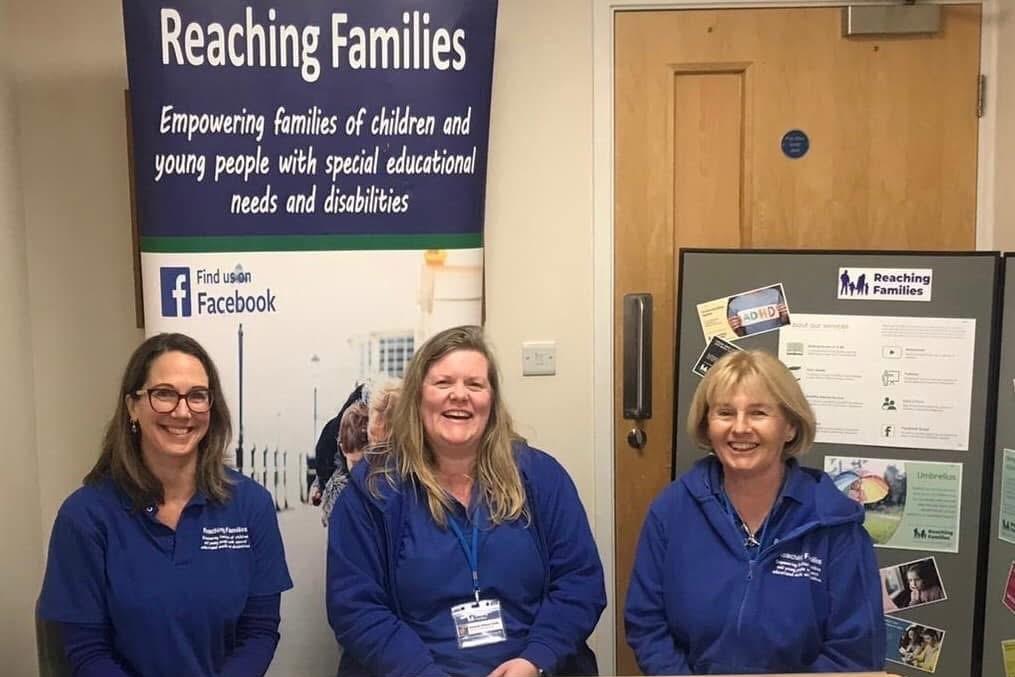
(126, 351), (211, 465)
(706, 377), (796, 481)
(420, 349), (492, 459)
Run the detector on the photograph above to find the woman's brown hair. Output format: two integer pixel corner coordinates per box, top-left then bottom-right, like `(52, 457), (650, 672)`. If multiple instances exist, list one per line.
(85, 332), (233, 508)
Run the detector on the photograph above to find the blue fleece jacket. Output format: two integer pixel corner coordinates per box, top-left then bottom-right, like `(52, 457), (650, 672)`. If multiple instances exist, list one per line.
(625, 456), (885, 675)
(327, 443), (606, 677)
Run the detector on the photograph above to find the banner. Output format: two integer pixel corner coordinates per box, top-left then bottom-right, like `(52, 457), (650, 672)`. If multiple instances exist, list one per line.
(123, 1), (497, 672)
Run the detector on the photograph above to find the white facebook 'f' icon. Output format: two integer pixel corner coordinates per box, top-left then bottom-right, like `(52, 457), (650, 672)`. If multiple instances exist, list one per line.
(160, 267), (192, 317)
(171, 274), (187, 314)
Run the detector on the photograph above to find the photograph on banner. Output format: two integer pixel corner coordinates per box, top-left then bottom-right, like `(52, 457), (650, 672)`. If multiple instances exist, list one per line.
(1000, 449), (1015, 544)
(143, 247), (483, 672)
(886, 616), (945, 674)
(691, 335), (743, 377)
(880, 556), (947, 613)
(836, 266), (933, 302)
(696, 282), (791, 343)
(825, 456), (961, 553)
(1004, 562), (1015, 615)
(778, 313), (975, 451)
(1004, 639), (1015, 677)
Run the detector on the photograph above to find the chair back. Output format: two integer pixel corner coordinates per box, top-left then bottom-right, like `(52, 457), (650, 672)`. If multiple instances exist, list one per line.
(35, 614), (71, 677)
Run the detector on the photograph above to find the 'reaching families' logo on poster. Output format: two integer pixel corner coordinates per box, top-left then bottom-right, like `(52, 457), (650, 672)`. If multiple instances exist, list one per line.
(837, 267), (933, 302)
(159, 264), (278, 317)
(160, 266), (192, 317)
(825, 456), (961, 553)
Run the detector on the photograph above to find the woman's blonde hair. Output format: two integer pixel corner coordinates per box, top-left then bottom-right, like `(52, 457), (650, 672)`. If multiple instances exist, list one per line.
(686, 349), (816, 458)
(366, 378), (401, 451)
(370, 325), (525, 526)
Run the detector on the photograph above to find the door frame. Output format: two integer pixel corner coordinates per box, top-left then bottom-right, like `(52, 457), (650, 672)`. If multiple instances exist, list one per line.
(591, 1), (999, 673)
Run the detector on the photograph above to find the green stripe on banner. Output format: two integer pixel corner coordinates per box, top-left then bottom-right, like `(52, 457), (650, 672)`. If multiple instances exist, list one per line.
(141, 233), (483, 253)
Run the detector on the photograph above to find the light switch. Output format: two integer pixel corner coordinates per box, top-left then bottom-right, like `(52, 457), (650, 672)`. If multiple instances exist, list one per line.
(522, 341), (556, 376)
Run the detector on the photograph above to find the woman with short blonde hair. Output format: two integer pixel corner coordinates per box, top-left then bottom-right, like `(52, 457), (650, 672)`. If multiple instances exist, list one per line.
(686, 349), (816, 457)
(627, 349), (883, 674)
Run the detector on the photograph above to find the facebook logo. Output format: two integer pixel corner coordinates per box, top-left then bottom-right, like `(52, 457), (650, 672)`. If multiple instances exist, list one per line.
(160, 267), (192, 317)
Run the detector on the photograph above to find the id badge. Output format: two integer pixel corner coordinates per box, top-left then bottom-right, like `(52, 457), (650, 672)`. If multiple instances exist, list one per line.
(450, 598), (507, 649)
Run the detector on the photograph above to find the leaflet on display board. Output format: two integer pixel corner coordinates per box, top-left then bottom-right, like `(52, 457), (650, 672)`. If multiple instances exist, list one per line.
(777, 313), (975, 452)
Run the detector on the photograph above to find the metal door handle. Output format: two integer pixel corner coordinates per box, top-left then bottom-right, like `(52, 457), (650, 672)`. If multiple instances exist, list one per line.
(627, 427), (647, 450)
(623, 293), (652, 419)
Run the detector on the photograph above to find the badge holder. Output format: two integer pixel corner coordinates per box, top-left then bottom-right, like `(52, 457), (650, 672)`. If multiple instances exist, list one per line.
(451, 597), (507, 648)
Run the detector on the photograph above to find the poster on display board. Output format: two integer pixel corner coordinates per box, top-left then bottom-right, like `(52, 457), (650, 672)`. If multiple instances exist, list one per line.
(123, 1), (498, 673)
(1004, 561), (1015, 615)
(999, 449), (1015, 545)
(1004, 639), (1015, 677)
(696, 282), (791, 343)
(885, 616), (945, 674)
(824, 456), (962, 553)
(879, 556), (948, 614)
(778, 313), (975, 451)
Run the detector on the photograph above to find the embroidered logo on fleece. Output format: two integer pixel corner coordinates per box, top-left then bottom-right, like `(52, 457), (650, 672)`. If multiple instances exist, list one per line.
(201, 526), (250, 550)
(771, 551), (823, 582)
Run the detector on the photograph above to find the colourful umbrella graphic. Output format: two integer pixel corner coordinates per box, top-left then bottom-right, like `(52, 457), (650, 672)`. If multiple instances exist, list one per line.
(833, 471), (890, 504)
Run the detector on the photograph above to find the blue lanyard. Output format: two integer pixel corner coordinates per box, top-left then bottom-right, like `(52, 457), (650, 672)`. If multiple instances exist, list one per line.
(447, 516), (481, 603)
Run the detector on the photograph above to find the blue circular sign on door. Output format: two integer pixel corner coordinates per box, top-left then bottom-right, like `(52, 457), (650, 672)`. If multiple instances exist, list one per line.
(781, 129), (809, 159)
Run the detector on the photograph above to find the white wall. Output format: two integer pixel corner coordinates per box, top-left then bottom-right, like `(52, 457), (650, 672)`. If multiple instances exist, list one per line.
(992, 2), (1015, 251)
(0, 0), (43, 673)
(483, 0), (606, 661)
(11, 0), (142, 540)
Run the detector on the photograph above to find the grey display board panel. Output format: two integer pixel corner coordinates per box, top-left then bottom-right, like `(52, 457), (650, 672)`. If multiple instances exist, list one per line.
(981, 253), (1015, 676)
(673, 250), (1001, 677)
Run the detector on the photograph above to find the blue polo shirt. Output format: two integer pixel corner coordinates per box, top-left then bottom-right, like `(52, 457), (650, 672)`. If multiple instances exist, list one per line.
(38, 469), (292, 676)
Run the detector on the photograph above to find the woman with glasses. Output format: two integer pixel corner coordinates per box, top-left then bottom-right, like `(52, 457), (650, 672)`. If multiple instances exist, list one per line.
(38, 332), (292, 677)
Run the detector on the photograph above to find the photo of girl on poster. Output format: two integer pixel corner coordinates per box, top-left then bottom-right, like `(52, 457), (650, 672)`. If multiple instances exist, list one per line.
(880, 557), (947, 612)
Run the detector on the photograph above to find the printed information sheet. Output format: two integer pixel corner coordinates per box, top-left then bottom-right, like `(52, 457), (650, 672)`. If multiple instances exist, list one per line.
(1000, 449), (1015, 545)
(779, 314), (975, 451)
(1004, 639), (1015, 677)
(825, 456), (961, 553)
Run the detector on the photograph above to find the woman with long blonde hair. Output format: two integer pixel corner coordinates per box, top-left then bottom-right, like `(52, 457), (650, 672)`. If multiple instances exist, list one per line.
(326, 326), (605, 677)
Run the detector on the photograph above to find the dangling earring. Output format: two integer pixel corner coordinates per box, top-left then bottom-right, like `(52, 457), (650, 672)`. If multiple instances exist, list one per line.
(130, 419), (139, 434)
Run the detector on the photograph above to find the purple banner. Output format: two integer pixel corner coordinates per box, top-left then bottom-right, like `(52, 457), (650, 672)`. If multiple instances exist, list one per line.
(123, 0), (497, 243)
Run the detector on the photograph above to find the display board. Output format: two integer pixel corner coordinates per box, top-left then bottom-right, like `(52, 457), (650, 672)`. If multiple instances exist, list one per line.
(981, 253), (1015, 677)
(674, 250), (1002, 677)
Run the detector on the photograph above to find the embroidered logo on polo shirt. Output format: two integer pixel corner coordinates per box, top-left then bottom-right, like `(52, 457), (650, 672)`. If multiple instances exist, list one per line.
(201, 526), (250, 550)
(771, 551), (823, 583)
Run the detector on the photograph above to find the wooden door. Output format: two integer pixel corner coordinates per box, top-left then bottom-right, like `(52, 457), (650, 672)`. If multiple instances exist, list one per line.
(614, 5), (981, 673)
